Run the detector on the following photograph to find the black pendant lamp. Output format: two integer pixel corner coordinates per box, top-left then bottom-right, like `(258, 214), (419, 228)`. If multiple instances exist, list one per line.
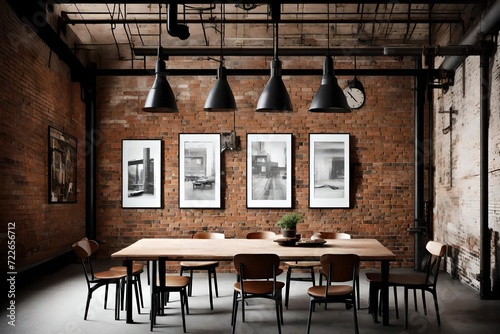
(143, 5), (178, 112)
(256, 4), (292, 112)
(204, 5), (236, 112)
(309, 5), (351, 113)
(309, 55), (351, 112)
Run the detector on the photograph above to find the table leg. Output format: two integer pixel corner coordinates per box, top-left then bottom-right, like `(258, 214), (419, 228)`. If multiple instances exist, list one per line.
(125, 260), (134, 323)
(381, 260), (390, 326)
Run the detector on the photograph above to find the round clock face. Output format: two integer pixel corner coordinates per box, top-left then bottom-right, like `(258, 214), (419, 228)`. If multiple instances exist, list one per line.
(343, 87), (365, 109)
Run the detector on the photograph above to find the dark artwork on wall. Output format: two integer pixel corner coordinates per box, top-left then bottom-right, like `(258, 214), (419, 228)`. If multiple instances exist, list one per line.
(309, 133), (350, 208)
(49, 127), (77, 203)
(246, 133), (292, 208)
(121, 139), (162, 209)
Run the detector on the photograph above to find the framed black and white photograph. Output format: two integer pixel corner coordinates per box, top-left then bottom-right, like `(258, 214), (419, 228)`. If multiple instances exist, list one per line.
(309, 133), (350, 208)
(122, 139), (162, 209)
(49, 126), (77, 203)
(179, 134), (221, 209)
(247, 133), (292, 208)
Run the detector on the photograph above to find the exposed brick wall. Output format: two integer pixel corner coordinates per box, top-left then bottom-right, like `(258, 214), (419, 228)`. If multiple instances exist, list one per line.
(95, 55), (417, 269)
(433, 36), (500, 291)
(0, 1), (86, 270)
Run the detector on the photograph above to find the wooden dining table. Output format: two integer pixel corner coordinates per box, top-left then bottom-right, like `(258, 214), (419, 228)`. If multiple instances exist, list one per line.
(112, 237), (396, 325)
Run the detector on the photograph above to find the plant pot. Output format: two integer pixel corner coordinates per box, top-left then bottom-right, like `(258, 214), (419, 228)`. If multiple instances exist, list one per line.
(281, 229), (297, 238)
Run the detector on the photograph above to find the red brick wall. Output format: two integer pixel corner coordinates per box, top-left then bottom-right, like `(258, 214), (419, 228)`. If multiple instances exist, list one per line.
(95, 56), (416, 269)
(0, 2), (86, 270)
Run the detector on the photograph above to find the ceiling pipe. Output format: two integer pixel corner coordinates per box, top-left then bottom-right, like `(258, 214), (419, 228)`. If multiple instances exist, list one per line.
(440, 0), (500, 71)
(167, 4), (190, 40)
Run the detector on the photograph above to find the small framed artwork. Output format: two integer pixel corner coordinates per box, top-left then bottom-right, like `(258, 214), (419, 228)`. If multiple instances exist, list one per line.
(49, 126), (77, 203)
(122, 139), (162, 209)
(247, 133), (292, 208)
(309, 133), (350, 208)
(179, 134), (221, 209)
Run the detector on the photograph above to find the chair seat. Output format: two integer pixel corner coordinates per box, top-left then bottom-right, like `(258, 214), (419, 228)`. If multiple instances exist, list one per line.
(157, 275), (190, 289)
(94, 270), (127, 280)
(366, 272), (429, 286)
(285, 261), (321, 268)
(180, 261), (219, 268)
(307, 284), (353, 298)
(109, 262), (144, 274)
(234, 280), (285, 295)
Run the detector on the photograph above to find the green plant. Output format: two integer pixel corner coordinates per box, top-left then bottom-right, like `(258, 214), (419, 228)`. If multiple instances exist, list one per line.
(276, 213), (302, 230)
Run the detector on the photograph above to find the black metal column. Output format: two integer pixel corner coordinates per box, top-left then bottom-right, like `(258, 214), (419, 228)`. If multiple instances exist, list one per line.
(479, 51), (491, 299)
(413, 65), (427, 271)
(85, 63), (97, 240)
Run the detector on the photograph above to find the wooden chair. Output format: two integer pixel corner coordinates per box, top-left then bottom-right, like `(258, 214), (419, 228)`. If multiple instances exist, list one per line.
(180, 232), (224, 310)
(72, 237), (126, 320)
(109, 261), (145, 313)
(150, 260), (190, 332)
(245, 231), (278, 239)
(306, 254), (360, 334)
(285, 231), (357, 309)
(366, 241), (446, 327)
(231, 253), (285, 334)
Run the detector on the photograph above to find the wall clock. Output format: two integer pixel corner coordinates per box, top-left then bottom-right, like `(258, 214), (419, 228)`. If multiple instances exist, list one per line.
(343, 76), (366, 109)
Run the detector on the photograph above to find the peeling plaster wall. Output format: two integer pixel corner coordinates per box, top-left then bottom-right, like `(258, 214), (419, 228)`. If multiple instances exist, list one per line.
(433, 38), (500, 292)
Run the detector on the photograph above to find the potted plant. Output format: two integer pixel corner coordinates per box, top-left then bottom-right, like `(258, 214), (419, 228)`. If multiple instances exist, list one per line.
(276, 213), (302, 238)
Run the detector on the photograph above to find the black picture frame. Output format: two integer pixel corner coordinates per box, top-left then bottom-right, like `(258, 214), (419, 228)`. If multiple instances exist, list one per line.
(121, 139), (162, 209)
(49, 126), (77, 203)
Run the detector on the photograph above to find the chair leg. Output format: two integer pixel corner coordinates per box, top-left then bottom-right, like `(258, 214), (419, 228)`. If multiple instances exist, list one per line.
(207, 269), (214, 310)
(393, 285), (399, 319)
(356, 278), (360, 309)
(84, 291), (92, 320)
(422, 289), (428, 315)
(231, 292), (239, 334)
(137, 275), (145, 308)
(104, 283), (109, 309)
(432, 291), (441, 325)
(285, 267), (292, 309)
(404, 288), (409, 329)
(115, 281), (121, 320)
(212, 268), (219, 297)
(413, 288), (418, 311)
(275, 301), (282, 334)
(306, 299), (314, 334)
(180, 290), (187, 333)
(353, 297), (359, 334)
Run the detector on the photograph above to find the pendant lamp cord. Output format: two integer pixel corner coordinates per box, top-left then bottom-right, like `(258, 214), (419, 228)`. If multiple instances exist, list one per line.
(327, 3), (330, 55)
(157, 4), (162, 60)
(220, 4), (224, 66)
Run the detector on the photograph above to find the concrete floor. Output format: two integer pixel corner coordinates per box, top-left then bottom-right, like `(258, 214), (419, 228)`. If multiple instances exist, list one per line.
(2, 261), (499, 334)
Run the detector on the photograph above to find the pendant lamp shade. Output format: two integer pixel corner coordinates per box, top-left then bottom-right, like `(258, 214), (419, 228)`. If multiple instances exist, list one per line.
(204, 65), (236, 111)
(143, 58), (178, 112)
(256, 59), (293, 112)
(309, 55), (351, 113)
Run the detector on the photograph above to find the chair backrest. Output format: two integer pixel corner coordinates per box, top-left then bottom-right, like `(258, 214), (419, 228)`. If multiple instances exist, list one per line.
(424, 241), (447, 285)
(320, 254), (360, 283)
(246, 231), (277, 239)
(193, 232), (225, 239)
(234, 253), (281, 280)
(318, 231), (351, 239)
(72, 237), (100, 283)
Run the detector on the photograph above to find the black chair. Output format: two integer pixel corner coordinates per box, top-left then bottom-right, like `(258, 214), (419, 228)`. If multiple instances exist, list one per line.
(306, 254), (360, 334)
(72, 237), (126, 320)
(231, 253), (285, 334)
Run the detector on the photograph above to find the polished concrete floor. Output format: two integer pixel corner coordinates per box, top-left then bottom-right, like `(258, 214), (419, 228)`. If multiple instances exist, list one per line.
(2, 260), (499, 334)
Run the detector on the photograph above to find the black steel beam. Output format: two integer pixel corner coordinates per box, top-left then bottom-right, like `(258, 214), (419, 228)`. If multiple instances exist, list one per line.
(96, 68), (431, 77)
(53, 1), (487, 5)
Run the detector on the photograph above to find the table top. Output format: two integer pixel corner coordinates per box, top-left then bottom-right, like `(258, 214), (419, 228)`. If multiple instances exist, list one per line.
(111, 238), (396, 262)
